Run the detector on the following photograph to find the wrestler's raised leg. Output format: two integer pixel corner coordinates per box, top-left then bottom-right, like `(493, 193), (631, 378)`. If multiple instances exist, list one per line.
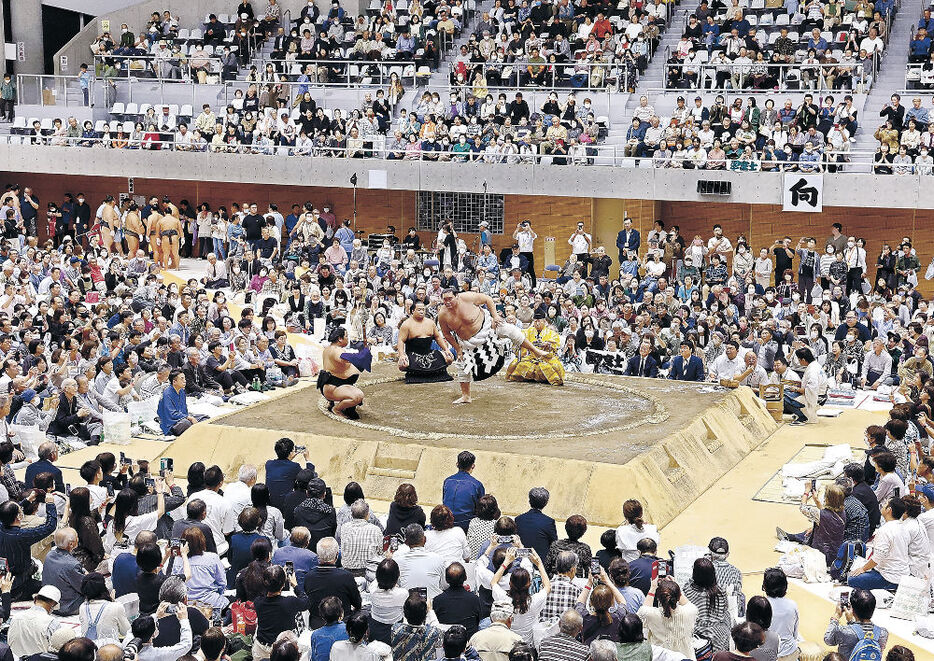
(325, 383), (364, 419)
(453, 382), (471, 405)
(519, 337), (549, 359)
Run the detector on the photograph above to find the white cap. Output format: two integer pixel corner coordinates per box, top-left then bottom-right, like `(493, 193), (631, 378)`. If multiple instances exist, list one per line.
(36, 585), (61, 603)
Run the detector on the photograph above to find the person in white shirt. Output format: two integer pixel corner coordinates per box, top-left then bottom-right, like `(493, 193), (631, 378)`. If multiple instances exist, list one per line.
(568, 223), (592, 272)
(224, 464), (257, 523)
(393, 523), (448, 599)
(706, 224), (733, 259)
(513, 221), (539, 287)
(615, 499), (659, 563)
(763, 568), (800, 660)
(915, 484), (934, 546)
(848, 497), (911, 590)
(7, 584), (63, 659)
(901, 496), (931, 579)
(185, 465), (237, 556)
(708, 341), (745, 382)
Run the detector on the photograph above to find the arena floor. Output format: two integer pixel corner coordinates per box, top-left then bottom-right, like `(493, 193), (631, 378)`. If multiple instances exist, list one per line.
(214, 364), (731, 464)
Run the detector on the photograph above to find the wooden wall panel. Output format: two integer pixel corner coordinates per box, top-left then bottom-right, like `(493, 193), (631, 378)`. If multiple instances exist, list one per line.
(9, 172), (934, 295)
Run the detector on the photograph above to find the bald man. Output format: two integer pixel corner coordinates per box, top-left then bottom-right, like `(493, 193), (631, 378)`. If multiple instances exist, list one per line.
(97, 644), (126, 661)
(42, 527), (86, 615)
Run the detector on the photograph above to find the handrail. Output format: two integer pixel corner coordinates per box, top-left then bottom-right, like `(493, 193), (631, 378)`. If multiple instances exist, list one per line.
(662, 59), (873, 92)
(0, 134), (897, 173)
(448, 59), (634, 93)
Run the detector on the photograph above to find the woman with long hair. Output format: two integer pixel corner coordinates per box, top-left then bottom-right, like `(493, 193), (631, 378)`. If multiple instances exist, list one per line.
(104, 483), (165, 553)
(252, 483), (287, 545)
(491, 549), (551, 643)
(637, 577), (698, 659)
(68, 486), (106, 571)
(683, 557), (730, 653)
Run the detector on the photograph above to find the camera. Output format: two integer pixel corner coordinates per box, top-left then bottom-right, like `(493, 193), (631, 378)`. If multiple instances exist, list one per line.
(294, 445), (306, 453)
(515, 547), (531, 558)
(839, 590), (850, 607)
(285, 561), (295, 578)
(123, 637), (143, 660)
(145, 477), (155, 489)
(591, 558), (602, 575)
(159, 457), (173, 476)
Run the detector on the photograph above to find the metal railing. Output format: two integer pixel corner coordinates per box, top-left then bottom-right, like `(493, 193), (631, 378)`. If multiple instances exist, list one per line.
(15, 75), (87, 108)
(0, 134), (903, 172)
(661, 58), (876, 92)
(447, 59), (636, 93)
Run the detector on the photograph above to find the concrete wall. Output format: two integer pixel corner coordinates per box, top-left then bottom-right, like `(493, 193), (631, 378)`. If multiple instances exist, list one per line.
(12, 0), (44, 75)
(54, 0), (324, 76)
(2, 143), (932, 210)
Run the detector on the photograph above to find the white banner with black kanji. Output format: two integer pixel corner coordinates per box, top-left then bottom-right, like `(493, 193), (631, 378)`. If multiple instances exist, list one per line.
(782, 173), (823, 213)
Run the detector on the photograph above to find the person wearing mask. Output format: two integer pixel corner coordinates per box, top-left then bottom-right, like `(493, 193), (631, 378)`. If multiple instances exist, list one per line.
(442, 451), (485, 531)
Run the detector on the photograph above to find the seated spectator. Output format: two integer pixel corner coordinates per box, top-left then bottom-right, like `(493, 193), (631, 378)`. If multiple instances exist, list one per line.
(762, 568), (800, 660)
(303, 537), (362, 629)
(77, 572), (130, 644)
(433, 562), (483, 637)
(42, 527), (85, 616)
(7, 585), (63, 659)
(824, 588), (888, 659)
(254, 565), (310, 660)
(637, 578), (698, 659)
(235, 537), (274, 602)
(391, 591), (443, 661)
(776, 484), (847, 565)
(131, 603), (192, 661)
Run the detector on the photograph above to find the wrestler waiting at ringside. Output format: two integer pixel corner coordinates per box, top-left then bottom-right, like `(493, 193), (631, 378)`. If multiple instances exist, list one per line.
(397, 301), (454, 384)
(317, 327), (365, 418)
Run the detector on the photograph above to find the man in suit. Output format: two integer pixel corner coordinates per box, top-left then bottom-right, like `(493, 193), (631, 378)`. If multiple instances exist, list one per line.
(616, 217), (640, 264)
(624, 341), (658, 378)
(668, 340), (705, 381)
(515, 487), (558, 559)
(24, 442), (64, 493)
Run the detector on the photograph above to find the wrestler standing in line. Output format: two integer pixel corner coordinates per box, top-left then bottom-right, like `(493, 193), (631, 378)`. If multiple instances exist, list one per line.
(318, 327), (365, 418)
(438, 289), (548, 404)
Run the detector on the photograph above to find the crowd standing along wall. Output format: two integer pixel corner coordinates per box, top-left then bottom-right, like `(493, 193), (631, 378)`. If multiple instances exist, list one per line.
(8, 171), (934, 296)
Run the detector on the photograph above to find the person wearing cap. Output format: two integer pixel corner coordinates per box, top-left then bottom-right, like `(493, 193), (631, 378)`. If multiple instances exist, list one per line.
(506, 310), (565, 385)
(707, 537), (746, 617)
(468, 600), (521, 661)
(7, 583), (63, 659)
(478, 220), (492, 248)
